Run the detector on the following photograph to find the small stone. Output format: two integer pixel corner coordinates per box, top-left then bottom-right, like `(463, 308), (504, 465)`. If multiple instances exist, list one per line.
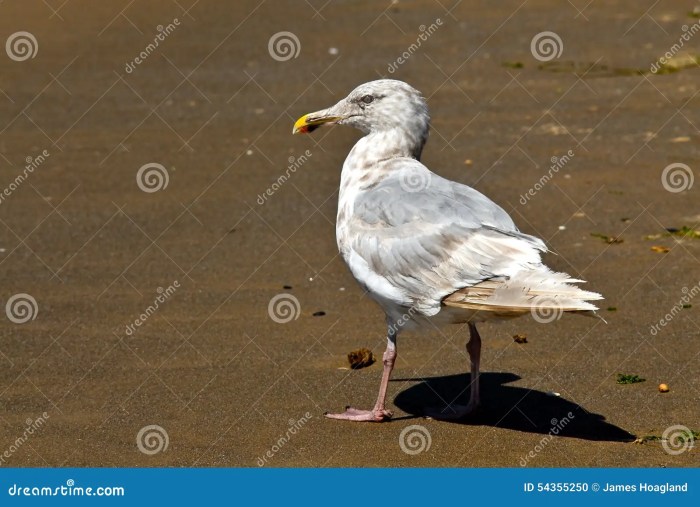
(658, 383), (669, 393)
(246, 149), (253, 156)
(464, 159), (473, 165)
(328, 47), (339, 55)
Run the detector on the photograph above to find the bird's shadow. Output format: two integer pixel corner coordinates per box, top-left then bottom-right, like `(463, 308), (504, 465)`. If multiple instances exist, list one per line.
(392, 373), (635, 442)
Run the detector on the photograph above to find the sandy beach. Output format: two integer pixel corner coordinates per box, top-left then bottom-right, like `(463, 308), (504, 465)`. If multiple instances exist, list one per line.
(0, 0), (698, 467)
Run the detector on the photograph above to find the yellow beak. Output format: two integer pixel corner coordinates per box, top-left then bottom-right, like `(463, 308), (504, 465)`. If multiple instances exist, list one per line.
(292, 112), (342, 134)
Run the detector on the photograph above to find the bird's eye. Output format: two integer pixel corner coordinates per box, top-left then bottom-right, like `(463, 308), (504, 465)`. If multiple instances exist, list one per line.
(361, 95), (374, 104)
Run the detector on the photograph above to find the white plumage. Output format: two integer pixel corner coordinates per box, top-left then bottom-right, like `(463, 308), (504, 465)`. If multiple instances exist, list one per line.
(293, 79), (602, 422)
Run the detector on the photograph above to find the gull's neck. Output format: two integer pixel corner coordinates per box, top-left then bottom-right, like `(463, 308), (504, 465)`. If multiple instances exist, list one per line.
(337, 125), (428, 232)
(345, 126), (428, 171)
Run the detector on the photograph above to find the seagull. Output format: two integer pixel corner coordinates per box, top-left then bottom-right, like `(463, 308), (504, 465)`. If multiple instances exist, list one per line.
(293, 79), (602, 422)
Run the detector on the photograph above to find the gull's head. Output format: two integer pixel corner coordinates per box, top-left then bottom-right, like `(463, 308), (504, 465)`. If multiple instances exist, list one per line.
(293, 79), (430, 138)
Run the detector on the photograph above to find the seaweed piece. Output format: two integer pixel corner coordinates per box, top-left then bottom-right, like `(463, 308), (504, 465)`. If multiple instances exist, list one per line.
(617, 373), (645, 384)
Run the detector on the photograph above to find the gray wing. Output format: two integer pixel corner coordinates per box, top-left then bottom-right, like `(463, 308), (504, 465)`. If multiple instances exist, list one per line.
(345, 158), (547, 315)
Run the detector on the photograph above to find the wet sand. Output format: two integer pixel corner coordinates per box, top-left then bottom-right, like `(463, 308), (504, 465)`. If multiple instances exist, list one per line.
(0, 0), (698, 467)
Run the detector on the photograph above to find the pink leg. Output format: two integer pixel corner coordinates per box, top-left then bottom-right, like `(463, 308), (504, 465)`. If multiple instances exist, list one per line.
(325, 329), (397, 422)
(427, 323), (482, 420)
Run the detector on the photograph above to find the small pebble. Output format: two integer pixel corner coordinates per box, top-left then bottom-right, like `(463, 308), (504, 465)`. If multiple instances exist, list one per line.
(658, 383), (670, 393)
(246, 149), (253, 156)
(328, 47), (339, 55)
(558, 225), (566, 230)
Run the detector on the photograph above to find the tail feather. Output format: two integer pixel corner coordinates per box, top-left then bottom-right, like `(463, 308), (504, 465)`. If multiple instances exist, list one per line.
(443, 268), (603, 313)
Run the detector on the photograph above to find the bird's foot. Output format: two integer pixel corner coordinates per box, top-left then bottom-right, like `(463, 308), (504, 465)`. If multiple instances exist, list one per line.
(324, 406), (392, 422)
(425, 401), (480, 420)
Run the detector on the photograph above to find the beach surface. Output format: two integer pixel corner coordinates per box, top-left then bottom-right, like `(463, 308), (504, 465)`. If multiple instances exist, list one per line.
(0, 0), (698, 467)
